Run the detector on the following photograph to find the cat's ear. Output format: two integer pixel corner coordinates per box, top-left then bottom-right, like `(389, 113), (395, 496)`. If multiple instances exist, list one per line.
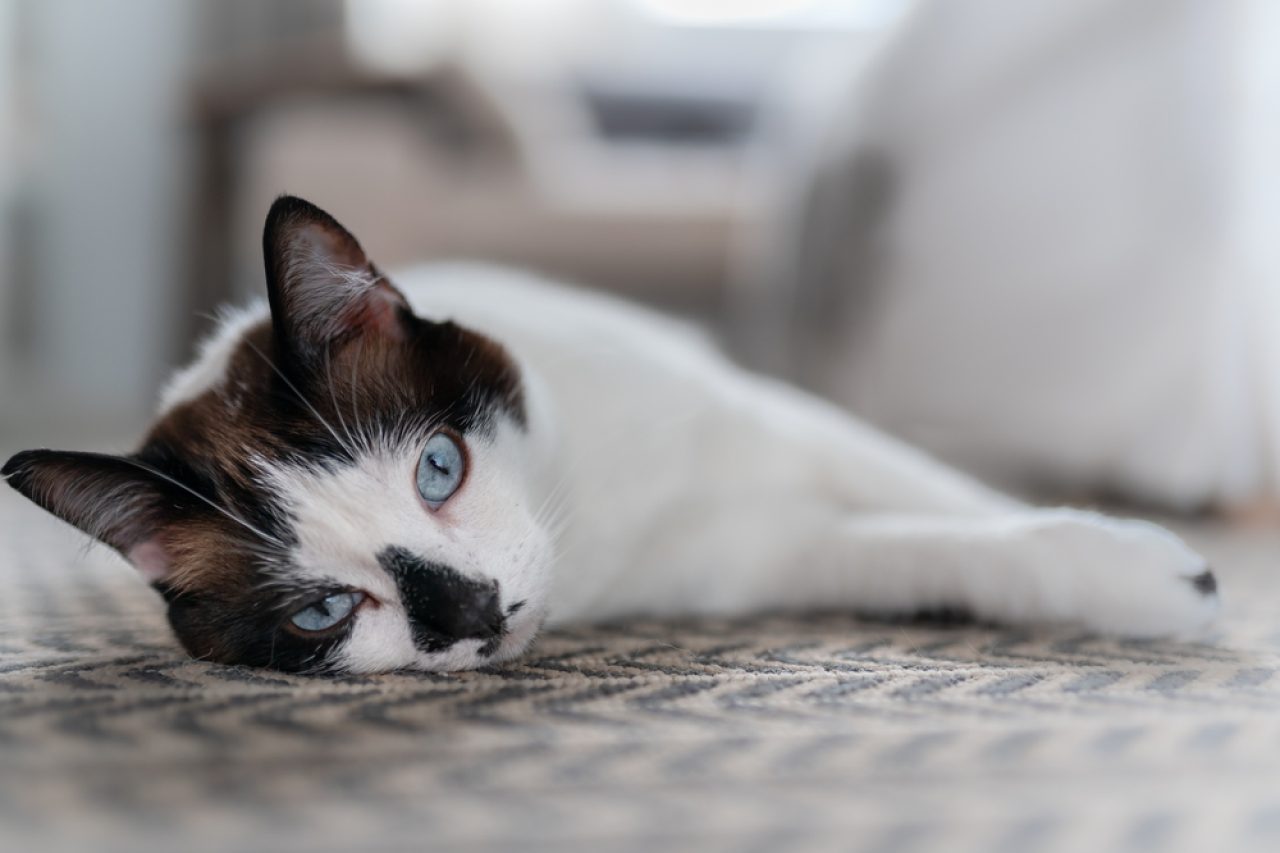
(2, 450), (197, 582)
(261, 195), (410, 367)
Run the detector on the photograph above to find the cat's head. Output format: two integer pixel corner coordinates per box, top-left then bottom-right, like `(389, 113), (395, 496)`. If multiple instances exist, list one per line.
(2, 196), (553, 674)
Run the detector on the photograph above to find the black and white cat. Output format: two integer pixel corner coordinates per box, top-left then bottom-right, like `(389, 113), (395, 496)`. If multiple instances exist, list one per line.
(2, 197), (1220, 673)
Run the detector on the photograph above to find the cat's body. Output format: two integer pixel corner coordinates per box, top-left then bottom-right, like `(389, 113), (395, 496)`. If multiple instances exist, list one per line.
(3, 197), (1219, 674)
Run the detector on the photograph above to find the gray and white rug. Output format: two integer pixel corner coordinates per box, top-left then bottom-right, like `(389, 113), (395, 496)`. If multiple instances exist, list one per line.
(2, 489), (1279, 853)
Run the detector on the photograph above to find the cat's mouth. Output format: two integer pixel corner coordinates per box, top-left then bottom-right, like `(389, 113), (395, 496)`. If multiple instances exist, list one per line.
(371, 545), (551, 673)
(472, 599), (527, 655)
(407, 600), (543, 672)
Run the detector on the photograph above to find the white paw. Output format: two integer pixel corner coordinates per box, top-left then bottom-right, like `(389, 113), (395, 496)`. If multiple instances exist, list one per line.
(1029, 509), (1219, 638)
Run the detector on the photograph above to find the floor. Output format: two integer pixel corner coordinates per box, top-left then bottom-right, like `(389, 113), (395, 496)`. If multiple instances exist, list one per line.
(2, 485), (1279, 853)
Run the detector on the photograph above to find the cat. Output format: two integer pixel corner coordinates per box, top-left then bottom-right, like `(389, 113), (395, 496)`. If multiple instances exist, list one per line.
(1, 196), (1220, 674)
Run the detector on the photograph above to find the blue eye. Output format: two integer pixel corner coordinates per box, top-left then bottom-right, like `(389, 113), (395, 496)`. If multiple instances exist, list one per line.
(289, 591), (363, 633)
(417, 432), (465, 507)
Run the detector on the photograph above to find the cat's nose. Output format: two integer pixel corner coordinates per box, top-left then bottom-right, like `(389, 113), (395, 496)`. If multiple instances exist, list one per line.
(377, 546), (505, 647)
(434, 581), (503, 641)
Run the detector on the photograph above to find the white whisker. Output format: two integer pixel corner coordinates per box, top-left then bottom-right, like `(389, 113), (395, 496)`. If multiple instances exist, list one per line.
(113, 456), (286, 549)
(243, 338), (357, 461)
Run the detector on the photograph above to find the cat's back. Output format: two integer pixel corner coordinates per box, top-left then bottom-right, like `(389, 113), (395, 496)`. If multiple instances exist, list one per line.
(394, 263), (719, 364)
(393, 263), (735, 405)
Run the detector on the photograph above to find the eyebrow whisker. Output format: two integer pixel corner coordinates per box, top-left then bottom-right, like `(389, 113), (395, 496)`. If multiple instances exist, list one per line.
(114, 456), (286, 549)
(243, 338), (359, 462)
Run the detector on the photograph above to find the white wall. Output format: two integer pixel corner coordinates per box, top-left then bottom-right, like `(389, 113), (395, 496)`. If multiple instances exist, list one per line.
(0, 0), (15, 398)
(19, 0), (195, 432)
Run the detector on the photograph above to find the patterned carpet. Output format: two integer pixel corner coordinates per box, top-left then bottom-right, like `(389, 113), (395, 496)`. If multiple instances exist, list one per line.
(2, 487), (1279, 853)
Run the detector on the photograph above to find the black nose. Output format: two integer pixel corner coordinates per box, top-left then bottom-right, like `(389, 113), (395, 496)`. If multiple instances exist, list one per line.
(377, 546), (505, 651)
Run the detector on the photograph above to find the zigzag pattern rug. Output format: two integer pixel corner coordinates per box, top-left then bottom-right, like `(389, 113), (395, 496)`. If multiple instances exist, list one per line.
(2, 490), (1279, 853)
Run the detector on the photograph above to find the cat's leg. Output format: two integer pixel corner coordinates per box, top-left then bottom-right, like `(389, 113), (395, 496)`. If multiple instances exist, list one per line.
(811, 509), (1218, 636)
(713, 380), (1218, 633)
(556, 369), (1217, 635)
(618, 503), (1218, 637)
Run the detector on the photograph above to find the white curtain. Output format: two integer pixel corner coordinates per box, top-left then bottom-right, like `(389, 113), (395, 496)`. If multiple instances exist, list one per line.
(787, 0), (1280, 509)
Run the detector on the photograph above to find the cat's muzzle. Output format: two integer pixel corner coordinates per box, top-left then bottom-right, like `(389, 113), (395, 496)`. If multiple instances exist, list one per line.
(376, 545), (507, 653)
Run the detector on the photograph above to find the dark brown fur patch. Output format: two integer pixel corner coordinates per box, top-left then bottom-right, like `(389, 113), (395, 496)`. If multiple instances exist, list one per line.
(132, 292), (525, 666)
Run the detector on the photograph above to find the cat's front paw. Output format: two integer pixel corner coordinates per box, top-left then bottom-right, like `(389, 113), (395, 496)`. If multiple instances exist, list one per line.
(1033, 510), (1220, 638)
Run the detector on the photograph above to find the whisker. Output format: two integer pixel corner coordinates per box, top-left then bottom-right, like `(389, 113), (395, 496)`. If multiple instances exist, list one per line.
(242, 338), (357, 461)
(324, 346), (360, 456)
(113, 456), (286, 549)
(349, 337), (370, 456)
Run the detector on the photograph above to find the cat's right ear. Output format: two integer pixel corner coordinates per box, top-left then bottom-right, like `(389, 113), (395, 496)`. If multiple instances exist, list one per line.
(2, 450), (199, 582)
(261, 195), (410, 370)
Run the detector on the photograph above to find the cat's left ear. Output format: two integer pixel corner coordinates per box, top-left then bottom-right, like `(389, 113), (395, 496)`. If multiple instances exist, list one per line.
(2, 449), (206, 582)
(262, 195), (410, 369)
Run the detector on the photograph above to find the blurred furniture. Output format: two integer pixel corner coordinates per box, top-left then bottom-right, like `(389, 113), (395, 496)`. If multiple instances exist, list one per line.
(186, 12), (754, 357)
(1, 0), (891, 436)
(186, 1), (893, 358)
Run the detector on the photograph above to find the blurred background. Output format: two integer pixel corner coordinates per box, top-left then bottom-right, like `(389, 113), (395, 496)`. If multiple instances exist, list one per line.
(1, 0), (1278, 511)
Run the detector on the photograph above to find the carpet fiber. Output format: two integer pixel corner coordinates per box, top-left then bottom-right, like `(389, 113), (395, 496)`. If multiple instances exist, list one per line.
(2, 489), (1279, 853)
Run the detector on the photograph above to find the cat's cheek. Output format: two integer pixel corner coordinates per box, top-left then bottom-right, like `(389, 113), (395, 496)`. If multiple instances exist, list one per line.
(490, 611), (544, 665)
(332, 604), (419, 674)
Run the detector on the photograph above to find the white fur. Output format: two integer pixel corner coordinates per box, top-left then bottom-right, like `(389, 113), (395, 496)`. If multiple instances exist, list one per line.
(255, 422), (553, 672)
(158, 302), (265, 411)
(164, 264), (1220, 672)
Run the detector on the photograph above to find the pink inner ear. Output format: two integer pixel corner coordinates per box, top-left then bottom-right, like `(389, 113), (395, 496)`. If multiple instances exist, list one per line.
(343, 280), (408, 341)
(127, 540), (172, 582)
(301, 219), (366, 270)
